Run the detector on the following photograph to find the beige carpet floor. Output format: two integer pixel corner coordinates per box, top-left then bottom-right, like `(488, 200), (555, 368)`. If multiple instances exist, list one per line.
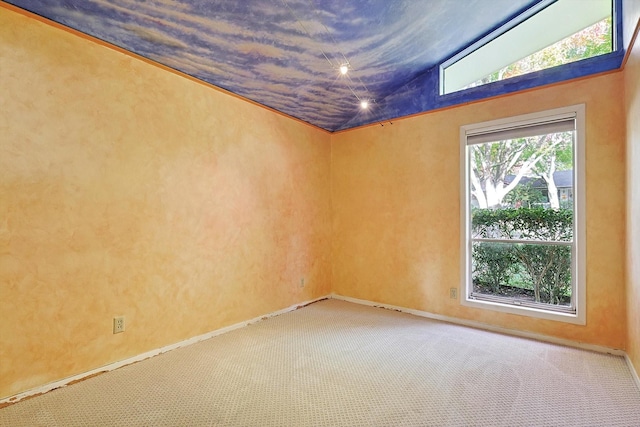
(2, 299), (640, 426)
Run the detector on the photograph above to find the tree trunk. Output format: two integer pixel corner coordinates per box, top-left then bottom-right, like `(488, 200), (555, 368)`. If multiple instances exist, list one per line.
(542, 153), (559, 209)
(547, 178), (560, 209)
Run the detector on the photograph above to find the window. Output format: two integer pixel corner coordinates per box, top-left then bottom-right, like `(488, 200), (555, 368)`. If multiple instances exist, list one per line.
(460, 105), (585, 324)
(442, 0), (612, 94)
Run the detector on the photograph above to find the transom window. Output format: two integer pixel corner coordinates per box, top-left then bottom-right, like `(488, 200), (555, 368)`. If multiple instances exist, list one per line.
(460, 105), (585, 324)
(442, 0), (613, 94)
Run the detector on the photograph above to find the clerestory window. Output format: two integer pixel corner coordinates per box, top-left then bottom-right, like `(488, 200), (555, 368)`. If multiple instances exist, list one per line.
(460, 105), (585, 324)
(442, 0), (613, 95)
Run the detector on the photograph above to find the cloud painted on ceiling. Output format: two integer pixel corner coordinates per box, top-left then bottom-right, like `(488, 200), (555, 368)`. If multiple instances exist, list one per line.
(6, 0), (538, 131)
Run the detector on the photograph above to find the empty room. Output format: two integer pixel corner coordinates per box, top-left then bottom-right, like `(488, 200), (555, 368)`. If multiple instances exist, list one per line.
(1, 0), (639, 425)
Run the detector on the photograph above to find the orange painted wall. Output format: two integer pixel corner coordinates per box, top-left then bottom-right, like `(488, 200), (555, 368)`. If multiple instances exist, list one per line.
(624, 20), (640, 376)
(0, 7), (331, 399)
(332, 73), (627, 349)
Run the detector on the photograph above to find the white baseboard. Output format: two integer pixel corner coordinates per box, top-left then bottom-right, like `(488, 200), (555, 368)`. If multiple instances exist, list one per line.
(330, 293), (627, 357)
(4, 294), (634, 405)
(626, 353), (640, 392)
(1, 295), (330, 405)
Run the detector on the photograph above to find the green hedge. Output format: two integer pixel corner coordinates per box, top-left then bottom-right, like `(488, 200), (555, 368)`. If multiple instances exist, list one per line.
(471, 208), (572, 305)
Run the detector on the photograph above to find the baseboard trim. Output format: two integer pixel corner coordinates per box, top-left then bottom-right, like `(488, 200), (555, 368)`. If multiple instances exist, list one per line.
(330, 294), (627, 357)
(4, 294), (633, 405)
(626, 353), (640, 392)
(0, 295), (330, 406)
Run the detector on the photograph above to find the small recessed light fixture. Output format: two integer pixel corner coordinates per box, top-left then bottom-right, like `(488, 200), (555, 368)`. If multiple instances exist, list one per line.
(360, 100), (369, 109)
(339, 64), (349, 75)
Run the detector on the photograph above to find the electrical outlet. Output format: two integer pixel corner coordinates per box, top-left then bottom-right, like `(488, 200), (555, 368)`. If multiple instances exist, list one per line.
(449, 288), (458, 299)
(300, 278), (305, 288)
(113, 316), (125, 334)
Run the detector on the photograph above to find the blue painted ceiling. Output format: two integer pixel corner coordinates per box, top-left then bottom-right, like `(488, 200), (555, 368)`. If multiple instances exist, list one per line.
(6, 0), (541, 131)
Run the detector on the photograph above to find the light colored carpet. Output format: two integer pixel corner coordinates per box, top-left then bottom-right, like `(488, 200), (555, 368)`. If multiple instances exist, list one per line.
(2, 299), (639, 426)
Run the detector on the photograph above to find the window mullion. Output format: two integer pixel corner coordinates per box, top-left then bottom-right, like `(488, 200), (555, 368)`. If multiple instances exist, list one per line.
(471, 238), (573, 246)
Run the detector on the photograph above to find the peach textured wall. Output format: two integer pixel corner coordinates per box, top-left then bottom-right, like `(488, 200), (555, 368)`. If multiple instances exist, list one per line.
(0, 7), (331, 399)
(624, 19), (640, 376)
(332, 73), (627, 349)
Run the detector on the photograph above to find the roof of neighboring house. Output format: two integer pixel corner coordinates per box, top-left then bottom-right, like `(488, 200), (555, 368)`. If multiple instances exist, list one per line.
(505, 170), (573, 188)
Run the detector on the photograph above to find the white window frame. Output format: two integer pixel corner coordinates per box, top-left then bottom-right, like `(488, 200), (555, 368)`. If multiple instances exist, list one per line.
(440, 0), (613, 95)
(459, 104), (586, 325)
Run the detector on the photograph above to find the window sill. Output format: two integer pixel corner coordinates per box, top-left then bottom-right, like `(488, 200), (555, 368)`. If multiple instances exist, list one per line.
(461, 294), (585, 325)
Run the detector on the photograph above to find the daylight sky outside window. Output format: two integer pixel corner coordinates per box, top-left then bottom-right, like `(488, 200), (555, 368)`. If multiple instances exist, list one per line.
(443, 0), (612, 94)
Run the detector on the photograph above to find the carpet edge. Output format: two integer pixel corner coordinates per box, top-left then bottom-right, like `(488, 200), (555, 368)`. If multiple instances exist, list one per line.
(0, 295), (332, 406)
(330, 293), (626, 356)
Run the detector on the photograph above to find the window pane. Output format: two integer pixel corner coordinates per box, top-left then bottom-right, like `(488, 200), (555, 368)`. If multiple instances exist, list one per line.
(443, 0), (612, 94)
(469, 130), (574, 242)
(462, 105), (584, 322)
(461, 17), (612, 91)
(471, 241), (572, 307)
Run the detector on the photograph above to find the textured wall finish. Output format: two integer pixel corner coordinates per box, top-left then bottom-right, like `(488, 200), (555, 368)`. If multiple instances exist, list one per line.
(332, 73), (627, 350)
(624, 14), (640, 378)
(0, 7), (331, 399)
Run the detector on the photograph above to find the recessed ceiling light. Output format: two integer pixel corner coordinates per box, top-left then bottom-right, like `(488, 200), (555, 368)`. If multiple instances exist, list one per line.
(360, 100), (369, 109)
